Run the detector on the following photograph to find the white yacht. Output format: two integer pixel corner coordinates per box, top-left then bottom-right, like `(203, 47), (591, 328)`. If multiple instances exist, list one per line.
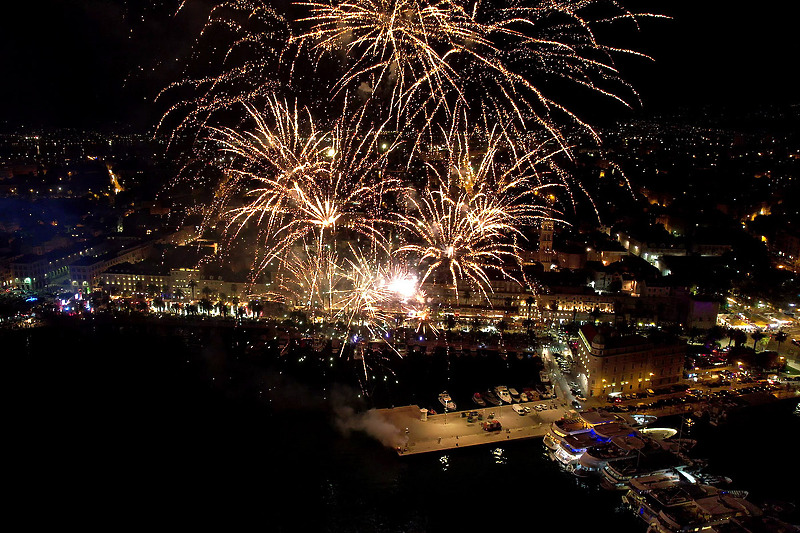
(494, 385), (513, 404)
(438, 391), (456, 411)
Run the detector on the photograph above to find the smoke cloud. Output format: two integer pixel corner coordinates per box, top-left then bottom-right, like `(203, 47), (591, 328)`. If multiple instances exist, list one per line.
(330, 387), (406, 449)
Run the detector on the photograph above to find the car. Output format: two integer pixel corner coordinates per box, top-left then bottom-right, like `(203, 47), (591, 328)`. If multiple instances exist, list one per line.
(524, 406), (531, 413)
(512, 404), (526, 415)
(482, 420), (502, 431)
(571, 400), (582, 410)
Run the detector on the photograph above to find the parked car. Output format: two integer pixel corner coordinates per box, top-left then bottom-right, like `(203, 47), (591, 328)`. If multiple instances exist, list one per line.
(482, 420), (502, 431)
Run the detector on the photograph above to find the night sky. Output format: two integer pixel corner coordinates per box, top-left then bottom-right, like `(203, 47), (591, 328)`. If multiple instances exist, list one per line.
(0, 0), (796, 130)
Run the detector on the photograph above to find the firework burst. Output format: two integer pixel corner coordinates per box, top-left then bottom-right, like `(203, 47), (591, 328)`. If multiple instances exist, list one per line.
(163, 0), (657, 395)
(293, 0), (660, 150)
(395, 186), (523, 300)
(207, 96), (401, 281)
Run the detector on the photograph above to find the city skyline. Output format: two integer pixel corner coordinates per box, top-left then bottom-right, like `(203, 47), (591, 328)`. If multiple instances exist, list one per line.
(1, 2), (798, 531)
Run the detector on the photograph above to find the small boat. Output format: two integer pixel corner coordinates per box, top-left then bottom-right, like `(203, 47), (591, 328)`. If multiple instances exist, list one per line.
(438, 391), (456, 411)
(508, 387), (521, 402)
(494, 385), (513, 404)
(472, 392), (487, 407)
(484, 389), (502, 406)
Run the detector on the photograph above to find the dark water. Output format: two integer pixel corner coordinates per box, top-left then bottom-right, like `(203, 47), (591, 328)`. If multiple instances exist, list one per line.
(5, 320), (797, 531)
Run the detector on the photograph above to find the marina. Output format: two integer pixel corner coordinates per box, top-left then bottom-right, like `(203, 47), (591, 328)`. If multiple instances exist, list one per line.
(378, 396), (800, 530)
(378, 400), (568, 455)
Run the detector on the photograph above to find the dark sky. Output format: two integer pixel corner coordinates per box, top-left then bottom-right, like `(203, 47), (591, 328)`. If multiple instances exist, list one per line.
(0, 0), (796, 131)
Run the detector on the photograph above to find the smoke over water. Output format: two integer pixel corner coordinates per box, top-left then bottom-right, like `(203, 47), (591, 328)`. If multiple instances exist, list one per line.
(331, 388), (407, 449)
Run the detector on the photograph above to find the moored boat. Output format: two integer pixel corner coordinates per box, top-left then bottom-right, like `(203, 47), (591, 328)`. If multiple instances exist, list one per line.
(494, 385), (513, 404)
(438, 391), (456, 411)
(484, 389), (502, 406)
(472, 392), (486, 407)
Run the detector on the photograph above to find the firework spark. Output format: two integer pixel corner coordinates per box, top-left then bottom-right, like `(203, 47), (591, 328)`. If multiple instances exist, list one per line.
(293, 0), (660, 150)
(395, 186), (523, 300)
(207, 96), (401, 280)
(163, 1), (656, 396)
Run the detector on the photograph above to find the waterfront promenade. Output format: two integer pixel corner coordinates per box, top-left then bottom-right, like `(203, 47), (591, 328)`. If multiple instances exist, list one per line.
(378, 401), (570, 456)
(378, 388), (799, 456)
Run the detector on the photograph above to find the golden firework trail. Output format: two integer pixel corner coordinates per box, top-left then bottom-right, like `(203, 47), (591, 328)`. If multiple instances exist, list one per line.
(293, 0), (661, 152)
(207, 96), (402, 280)
(162, 1), (658, 392)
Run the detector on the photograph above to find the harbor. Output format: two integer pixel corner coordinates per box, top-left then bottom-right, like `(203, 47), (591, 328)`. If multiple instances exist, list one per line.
(381, 385), (799, 456)
(378, 400), (569, 455)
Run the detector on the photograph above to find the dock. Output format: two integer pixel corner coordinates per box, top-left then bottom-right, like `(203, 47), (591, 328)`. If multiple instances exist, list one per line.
(376, 401), (571, 456)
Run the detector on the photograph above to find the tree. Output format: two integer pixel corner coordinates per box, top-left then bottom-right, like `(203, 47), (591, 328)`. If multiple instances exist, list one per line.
(726, 327), (736, 347)
(525, 296), (534, 320)
(146, 284), (159, 297)
(523, 318), (534, 335)
(470, 316), (482, 332)
(732, 329), (748, 347)
(774, 331), (788, 348)
(750, 330), (766, 351)
(199, 298), (213, 315)
(705, 325), (725, 348)
(188, 280), (198, 300)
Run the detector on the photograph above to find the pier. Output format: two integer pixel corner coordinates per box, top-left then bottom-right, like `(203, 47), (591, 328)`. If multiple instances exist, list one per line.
(377, 402), (571, 456)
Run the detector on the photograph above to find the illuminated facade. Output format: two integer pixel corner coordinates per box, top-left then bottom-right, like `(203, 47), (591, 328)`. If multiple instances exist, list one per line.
(576, 324), (686, 397)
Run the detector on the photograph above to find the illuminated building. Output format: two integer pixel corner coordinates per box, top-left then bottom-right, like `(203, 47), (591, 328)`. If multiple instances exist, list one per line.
(576, 324), (686, 398)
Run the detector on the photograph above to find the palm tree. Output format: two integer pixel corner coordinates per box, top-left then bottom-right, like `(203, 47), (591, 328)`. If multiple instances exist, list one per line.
(732, 329), (748, 347)
(775, 330), (788, 348)
(146, 284), (159, 298)
(525, 296), (534, 320)
(470, 316), (482, 333)
(751, 330), (766, 351)
(174, 288), (185, 300)
(188, 280), (197, 301)
(706, 325), (725, 348)
(726, 327), (736, 347)
(199, 298), (213, 315)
